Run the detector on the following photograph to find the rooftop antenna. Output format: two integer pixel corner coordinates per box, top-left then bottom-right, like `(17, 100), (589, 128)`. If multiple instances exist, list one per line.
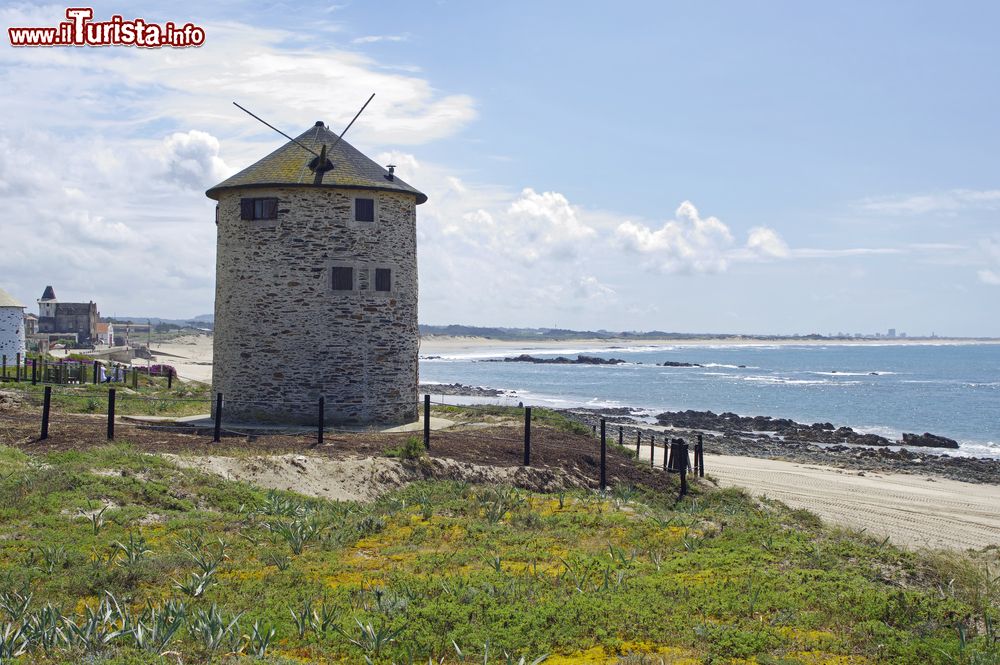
(232, 93), (376, 185)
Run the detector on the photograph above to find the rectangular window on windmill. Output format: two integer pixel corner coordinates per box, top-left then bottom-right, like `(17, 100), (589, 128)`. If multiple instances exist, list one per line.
(331, 266), (354, 291)
(354, 198), (375, 222)
(240, 198), (278, 220)
(375, 268), (392, 292)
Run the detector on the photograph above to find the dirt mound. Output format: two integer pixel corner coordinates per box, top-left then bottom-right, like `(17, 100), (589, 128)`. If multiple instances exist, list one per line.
(167, 453), (592, 503)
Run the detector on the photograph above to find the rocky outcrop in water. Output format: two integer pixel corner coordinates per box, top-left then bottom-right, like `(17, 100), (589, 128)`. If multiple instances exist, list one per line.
(658, 361), (702, 367)
(654, 410), (896, 446)
(561, 409), (997, 484)
(901, 432), (960, 449)
(652, 410), (966, 450)
(492, 354), (627, 365)
(420, 383), (508, 397)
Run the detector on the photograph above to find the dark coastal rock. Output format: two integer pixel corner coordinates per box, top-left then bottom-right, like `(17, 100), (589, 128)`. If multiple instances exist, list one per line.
(495, 354), (627, 365)
(900, 432), (960, 449)
(419, 383), (507, 397)
(658, 361), (702, 367)
(654, 409), (894, 446)
(560, 409), (998, 485)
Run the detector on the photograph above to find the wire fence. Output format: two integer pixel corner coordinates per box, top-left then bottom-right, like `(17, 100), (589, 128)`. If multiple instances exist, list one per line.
(1, 384), (706, 495)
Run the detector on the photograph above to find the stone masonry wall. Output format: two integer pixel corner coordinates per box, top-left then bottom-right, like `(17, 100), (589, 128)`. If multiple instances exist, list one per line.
(0, 308), (26, 362)
(213, 186), (419, 425)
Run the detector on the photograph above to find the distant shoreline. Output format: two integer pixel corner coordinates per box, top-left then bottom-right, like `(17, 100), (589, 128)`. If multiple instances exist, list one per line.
(420, 335), (1000, 354)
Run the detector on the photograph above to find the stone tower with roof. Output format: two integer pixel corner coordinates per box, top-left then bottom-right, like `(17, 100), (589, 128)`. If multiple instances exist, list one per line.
(0, 288), (26, 361)
(206, 121), (426, 425)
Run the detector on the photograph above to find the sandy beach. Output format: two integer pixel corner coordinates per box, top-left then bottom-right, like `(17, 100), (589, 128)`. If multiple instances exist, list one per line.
(149, 334), (214, 383)
(420, 335), (1000, 357)
(705, 454), (1000, 550)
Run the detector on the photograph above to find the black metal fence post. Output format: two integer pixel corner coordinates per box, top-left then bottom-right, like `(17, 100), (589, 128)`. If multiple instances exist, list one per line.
(107, 389), (116, 440)
(317, 396), (325, 446)
(649, 432), (654, 467)
(40, 386), (51, 440)
(618, 426), (623, 448)
(167, 370), (173, 389)
(423, 394), (431, 450)
(599, 418), (607, 491)
(15, 353), (20, 382)
(697, 433), (704, 477)
(131, 367), (138, 390)
(2, 355), (6, 379)
(523, 406), (531, 466)
(680, 440), (690, 496)
(636, 431), (641, 457)
(213, 393), (223, 443)
(31, 357), (37, 385)
(92, 360), (98, 384)
(663, 436), (669, 471)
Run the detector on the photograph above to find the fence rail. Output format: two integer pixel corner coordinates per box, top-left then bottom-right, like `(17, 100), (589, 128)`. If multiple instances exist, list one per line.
(3, 386), (706, 496)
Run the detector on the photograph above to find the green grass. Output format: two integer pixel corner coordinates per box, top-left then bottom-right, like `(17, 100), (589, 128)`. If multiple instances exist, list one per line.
(0, 443), (996, 664)
(3, 379), (212, 418)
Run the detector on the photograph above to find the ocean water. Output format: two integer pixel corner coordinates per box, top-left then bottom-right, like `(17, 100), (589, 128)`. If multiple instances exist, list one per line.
(420, 342), (1000, 460)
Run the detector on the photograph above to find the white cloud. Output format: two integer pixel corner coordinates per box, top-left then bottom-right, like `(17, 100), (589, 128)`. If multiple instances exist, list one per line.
(573, 276), (616, 301)
(858, 188), (1000, 215)
(615, 201), (739, 273)
(791, 247), (904, 258)
(156, 130), (232, 191)
(746, 226), (790, 259)
(352, 35), (408, 44)
(977, 237), (1000, 286)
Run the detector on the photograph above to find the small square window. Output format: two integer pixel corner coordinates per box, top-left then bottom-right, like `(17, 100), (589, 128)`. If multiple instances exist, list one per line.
(331, 267), (353, 291)
(240, 197), (278, 220)
(375, 268), (392, 292)
(354, 198), (375, 222)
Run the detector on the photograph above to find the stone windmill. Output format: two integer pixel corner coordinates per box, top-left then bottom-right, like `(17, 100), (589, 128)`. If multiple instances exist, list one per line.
(206, 101), (426, 425)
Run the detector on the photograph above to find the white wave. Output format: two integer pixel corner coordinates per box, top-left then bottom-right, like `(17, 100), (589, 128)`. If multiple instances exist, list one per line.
(740, 375), (854, 385)
(701, 372), (730, 376)
(808, 371), (897, 377)
(703, 363), (760, 369)
(953, 441), (1000, 460)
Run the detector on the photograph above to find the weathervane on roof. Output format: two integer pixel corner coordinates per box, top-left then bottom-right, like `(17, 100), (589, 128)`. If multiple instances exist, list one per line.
(231, 93), (376, 185)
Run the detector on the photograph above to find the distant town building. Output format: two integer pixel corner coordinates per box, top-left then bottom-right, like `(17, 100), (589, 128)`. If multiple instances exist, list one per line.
(36, 285), (100, 345)
(206, 120), (426, 425)
(24, 313), (38, 336)
(0, 288), (26, 360)
(887, 328), (896, 338)
(96, 322), (115, 346)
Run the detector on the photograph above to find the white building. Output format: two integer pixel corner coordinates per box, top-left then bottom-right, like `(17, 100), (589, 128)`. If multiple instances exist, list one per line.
(0, 288), (26, 362)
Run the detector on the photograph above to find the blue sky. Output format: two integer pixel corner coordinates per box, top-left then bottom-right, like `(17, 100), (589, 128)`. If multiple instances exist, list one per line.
(1, 1), (998, 335)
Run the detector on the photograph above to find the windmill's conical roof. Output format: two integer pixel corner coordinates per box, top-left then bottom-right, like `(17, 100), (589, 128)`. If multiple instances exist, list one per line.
(0, 288), (25, 308)
(206, 122), (427, 204)
(40, 286), (55, 301)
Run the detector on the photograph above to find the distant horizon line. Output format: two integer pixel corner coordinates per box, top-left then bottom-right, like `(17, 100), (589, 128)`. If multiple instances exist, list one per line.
(100, 316), (998, 341)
